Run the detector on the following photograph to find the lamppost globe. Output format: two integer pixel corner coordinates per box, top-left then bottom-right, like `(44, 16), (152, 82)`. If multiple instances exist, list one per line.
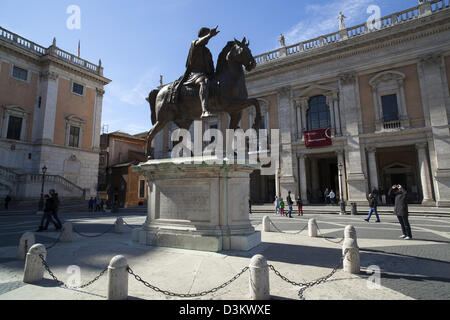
(42, 166), (47, 174)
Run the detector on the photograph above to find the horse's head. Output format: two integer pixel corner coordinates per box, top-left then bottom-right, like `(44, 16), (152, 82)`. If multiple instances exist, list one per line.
(228, 37), (256, 72)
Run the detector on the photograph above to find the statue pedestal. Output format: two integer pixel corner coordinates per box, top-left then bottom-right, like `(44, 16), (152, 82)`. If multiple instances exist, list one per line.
(132, 157), (261, 252)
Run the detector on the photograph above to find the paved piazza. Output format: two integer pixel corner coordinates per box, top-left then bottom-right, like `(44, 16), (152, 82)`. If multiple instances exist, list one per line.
(0, 208), (449, 300)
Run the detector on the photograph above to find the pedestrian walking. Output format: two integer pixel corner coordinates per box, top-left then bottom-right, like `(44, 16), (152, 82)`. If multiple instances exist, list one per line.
(36, 195), (59, 232)
(49, 189), (62, 230)
(279, 198), (285, 216)
(96, 197), (102, 212)
(324, 188), (330, 204)
(329, 190), (336, 205)
(389, 185), (412, 240)
(4, 195), (11, 210)
(296, 197), (303, 216)
(88, 197), (94, 212)
(287, 191), (293, 218)
(274, 196), (280, 215)
(364, 193), (380, 223)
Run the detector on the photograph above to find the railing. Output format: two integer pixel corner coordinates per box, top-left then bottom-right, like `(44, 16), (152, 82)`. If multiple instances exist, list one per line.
(0, 26), (102, 75)
(253, 0), (449, 66)
(0, 165), (18, 182)
(22, 174), (84, 194)
(383, 121), (402, 130)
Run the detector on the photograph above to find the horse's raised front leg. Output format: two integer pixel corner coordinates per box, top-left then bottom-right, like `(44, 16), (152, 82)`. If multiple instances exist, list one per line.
(229, 112), (242, 130)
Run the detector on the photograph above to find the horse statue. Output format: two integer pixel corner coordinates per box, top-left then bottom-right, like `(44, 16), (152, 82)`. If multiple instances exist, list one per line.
(146, 37), (261, 157)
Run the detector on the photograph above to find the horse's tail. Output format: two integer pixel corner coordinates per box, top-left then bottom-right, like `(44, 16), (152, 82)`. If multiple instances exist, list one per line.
(147, 90), (159, 125)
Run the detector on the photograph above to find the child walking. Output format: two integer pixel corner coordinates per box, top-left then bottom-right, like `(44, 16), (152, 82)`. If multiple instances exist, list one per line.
(279, 198), (285, 216)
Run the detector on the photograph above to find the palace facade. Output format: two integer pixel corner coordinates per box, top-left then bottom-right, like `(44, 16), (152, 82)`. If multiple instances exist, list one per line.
(0, 27), (111, 200)
(246, 0), (450, 207)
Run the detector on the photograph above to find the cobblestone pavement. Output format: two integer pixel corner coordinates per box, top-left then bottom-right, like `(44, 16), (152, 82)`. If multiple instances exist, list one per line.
(0, 209), (449, 300)
(249, 211), (450, 300)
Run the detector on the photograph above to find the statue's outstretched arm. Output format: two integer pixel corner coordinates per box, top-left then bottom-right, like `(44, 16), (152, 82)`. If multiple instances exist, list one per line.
(196, 26), (220, 46)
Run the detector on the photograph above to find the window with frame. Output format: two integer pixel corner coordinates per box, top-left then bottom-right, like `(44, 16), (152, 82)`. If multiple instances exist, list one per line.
(7, 116), (23, 140)
(307, 95), (331, 130)
(381, 94), (399, 122)
(72, 82), (84, 96)
(68, 126), (81, 148)
(12, 66), (28, 81)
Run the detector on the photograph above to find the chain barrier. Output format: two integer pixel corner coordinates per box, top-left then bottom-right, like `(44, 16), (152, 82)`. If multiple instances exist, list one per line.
(127, 266), (249, 298)
(316, 223), (345, 245)
(72, 225), (115, 238)
(123, 220), (140, 229)
(269, 255), (344, 300)
(269, 219), (308, 235)
(45, 232), (63, 250)
(39, 254), (108, 289)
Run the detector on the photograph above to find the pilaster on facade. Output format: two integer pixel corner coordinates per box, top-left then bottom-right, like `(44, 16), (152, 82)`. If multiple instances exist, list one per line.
(35, 69), (59, 145)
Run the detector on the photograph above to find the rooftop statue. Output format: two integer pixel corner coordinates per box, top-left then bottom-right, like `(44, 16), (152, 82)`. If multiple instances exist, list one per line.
(146, 26), (261, 157)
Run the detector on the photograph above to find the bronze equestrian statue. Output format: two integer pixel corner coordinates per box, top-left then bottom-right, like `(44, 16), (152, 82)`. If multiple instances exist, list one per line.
(146, 26), (261, 157)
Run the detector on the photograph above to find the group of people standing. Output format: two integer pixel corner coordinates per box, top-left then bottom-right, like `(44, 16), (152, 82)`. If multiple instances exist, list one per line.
(323, 188), (337, 205)
(274, 192), (304, 218)
(36, 189), (62, 232)
(88, 197), (105, 212)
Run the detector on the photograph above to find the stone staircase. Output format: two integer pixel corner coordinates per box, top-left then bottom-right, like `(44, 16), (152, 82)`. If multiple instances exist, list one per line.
(0, 165), (87, 214)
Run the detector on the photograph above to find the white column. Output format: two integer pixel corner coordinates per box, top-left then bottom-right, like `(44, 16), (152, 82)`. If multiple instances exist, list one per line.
(36, 71), (59, 144)
(277, 87), (297, 199)
(296, 102), (302, 140)
(326, 94), (336, 136)
(367, 147), (379, 192)
(333, 98), (342, 136)
(418, 53), (450, 206)
(298, 155), (308, 204)
(339, 73), (367, 204)
(416, 143), (434, 206)
(301, 99), (308, 138)
(92, 88), (105, 151)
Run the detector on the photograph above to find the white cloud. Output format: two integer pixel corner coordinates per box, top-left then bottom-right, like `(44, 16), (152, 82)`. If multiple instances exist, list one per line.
(284, 0), (375, 45)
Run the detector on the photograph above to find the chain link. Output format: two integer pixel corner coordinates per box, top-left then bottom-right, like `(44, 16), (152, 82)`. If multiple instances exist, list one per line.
(269, 255), (344, 300)
(127, 266), (249, 298)
(39, 254), (108, 289)
(316, 224), (345, 244)
(45, 232), (63, 250)
(269, 219), (308, 235)
(72, 225), (115, 238)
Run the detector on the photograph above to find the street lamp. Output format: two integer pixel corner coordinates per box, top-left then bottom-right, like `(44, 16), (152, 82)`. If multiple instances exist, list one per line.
(337, 162), (346, 215)
(38, 165), (48, 212)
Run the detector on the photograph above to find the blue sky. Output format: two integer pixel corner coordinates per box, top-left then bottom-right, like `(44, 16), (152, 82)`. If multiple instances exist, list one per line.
(0, 0), (418, 134)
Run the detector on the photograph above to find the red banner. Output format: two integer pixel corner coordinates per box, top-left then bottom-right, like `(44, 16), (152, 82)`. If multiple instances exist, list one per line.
(304, 128), (332, 148)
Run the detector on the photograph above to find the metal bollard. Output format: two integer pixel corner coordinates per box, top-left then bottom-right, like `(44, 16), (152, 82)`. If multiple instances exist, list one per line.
(107, 255), (128, 300)
(308, 219), (318, 237)
(23, 244), (47, 283)
(114, 217), (127, 234)
(342, 238), (360, 274)
(61, 222), (73, 242)
(249, 254), (270, 300)
(18, 232), (35, 260)
(262, 216), (271, 232)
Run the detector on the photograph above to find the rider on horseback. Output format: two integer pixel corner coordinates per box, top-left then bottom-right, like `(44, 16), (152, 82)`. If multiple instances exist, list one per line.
(172, 26), (220, 119)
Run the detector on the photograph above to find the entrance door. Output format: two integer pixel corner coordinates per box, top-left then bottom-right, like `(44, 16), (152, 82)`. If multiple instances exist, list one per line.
(390, 174), (407, 189)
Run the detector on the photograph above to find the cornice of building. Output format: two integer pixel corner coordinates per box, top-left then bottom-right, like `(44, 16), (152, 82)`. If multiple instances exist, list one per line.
(247, 3), (450, 81)
(0, 26), (111, 86)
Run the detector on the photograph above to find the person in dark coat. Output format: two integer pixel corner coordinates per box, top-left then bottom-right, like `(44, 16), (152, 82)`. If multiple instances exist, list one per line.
(49, 189), (62, 230)
(364, 193), (380, 223)
(36, 195), (58, 232)
(4, 195), (11, 210)
(286, 191), (294, 218)
(389, 185), (412, 240)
